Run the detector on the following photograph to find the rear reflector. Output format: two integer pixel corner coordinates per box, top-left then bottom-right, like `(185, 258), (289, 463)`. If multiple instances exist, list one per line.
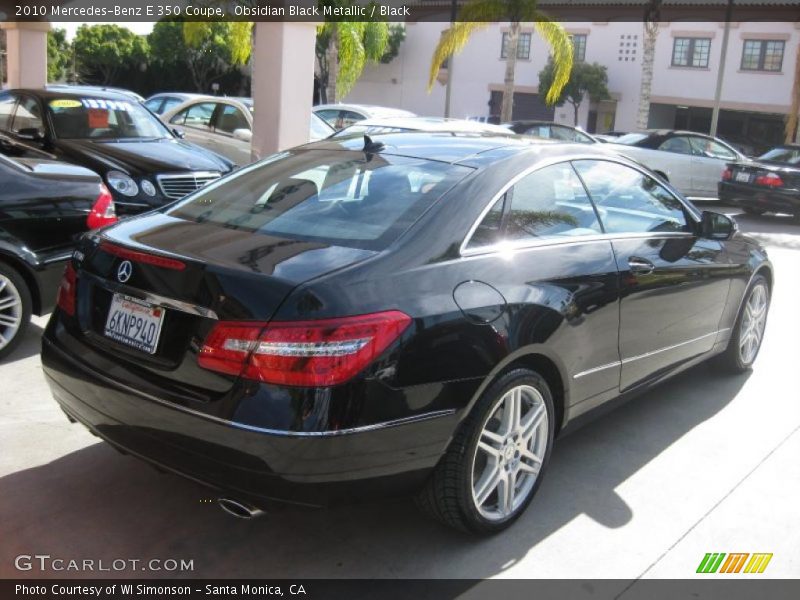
(100, 242), (186, 271)
(87, 184), (118, 230)
(198, 311), (412, 387)
(57, 262), (77, 316)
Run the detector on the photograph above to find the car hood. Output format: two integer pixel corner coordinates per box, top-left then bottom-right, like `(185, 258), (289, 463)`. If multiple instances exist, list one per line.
(54, 138), (232, 176)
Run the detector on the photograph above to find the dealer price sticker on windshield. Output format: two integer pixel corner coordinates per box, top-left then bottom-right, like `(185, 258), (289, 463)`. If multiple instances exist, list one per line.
(104, 294), (164, 354)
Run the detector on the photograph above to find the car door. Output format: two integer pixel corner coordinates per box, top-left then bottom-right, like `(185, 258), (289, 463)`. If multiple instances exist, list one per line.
(168, 101), (219, 151)
(574, 159), (732, 392)
(688, 136), (739, 197)
(210, 103), (252, 165)
(653, 135), (696, 195)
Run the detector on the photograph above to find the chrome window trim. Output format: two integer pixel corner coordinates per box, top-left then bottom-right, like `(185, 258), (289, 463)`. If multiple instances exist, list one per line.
(459, 155), (702, 257)
(83, 271), (219, 320)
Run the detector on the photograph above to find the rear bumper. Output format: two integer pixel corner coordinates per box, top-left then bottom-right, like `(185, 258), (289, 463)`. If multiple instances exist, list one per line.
(718, 181), (800, 213)
(42, 335), (458, 508)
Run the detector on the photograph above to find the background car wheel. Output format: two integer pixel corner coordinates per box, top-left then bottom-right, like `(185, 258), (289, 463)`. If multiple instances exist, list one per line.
(0, 263), (32, 360)
(416, 368), (555, 534)
(717, 274), (769, 373)
(742, 207), (766, 216)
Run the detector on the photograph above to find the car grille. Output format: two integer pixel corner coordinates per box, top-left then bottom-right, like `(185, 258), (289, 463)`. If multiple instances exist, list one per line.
(156, 172), (221, 200)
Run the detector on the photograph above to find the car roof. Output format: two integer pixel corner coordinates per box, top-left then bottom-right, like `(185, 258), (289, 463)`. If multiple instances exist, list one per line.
(314, 104), (415, 117)
(16, 87), (141, 102)
(307, 131), (616, 168)
(45, 85), (144, 101)
(337, 116), (512, 135)
(146, 92), (203, 100)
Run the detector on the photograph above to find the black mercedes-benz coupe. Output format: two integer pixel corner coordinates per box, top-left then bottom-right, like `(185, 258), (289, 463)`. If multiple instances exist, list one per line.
(0, 89), (234, 215)
(1, 153), (117, 359)
(41, 133), (772, 533)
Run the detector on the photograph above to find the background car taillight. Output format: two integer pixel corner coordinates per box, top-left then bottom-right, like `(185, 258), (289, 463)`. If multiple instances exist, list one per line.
(198, 311), (412, 387)
(87, 184), (118, 230)
(722, 167), (733, 181)
(56, 262), (77, 316)
(754, 172), (784, 188)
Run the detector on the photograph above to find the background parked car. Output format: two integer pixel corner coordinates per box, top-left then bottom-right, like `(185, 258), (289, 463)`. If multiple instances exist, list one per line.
(47, 84), (145, 103)
(143, 92), (203, 116)
(0, 153), (116, 358)
(610, 130), (747, 200)
(502, 120), (598, 144)
(0, 89), (233, 215)
(313, 103), (416, 130)
(719, 144), (800, 219)
(332, 116), (515, 138)
(162, 96), (334, 165)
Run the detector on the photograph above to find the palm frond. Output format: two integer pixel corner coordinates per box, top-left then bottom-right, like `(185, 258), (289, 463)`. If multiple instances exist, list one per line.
(533, 16), (574, 105)
(337, 22), (367, 98)
(363, 21), (390, 61)
(229, 22), (253, 65)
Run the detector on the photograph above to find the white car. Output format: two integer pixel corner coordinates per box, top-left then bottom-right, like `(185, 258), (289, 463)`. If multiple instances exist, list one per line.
(609, 130), (748, 200)
(313, 103), (416, 130)
(160, 96), (334, 165)
(331, 116), (514, 138)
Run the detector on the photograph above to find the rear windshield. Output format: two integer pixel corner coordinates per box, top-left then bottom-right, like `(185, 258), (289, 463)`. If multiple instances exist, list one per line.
(615, 133), (648, 145)
(759, 146), (800, 165)
(167, 149), (472, 250)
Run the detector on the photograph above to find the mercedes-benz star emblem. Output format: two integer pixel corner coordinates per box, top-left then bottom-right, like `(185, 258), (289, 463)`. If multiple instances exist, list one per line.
(117, 260), (133, 283)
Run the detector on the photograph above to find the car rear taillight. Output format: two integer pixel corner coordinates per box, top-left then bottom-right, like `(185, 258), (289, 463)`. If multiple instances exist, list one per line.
(87, 184), (118, 229)
(56, 262), (77, 316)
(99, 242), (186, 271)
(754, 173), (784, 188)
(722, 167), (733, 181)
(198, 311), (412, 387)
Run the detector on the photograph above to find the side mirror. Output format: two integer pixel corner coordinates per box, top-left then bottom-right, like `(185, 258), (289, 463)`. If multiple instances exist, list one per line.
(16, 127), (45, 142)
(232, 128), (252, 143)
(701, 211), (736, 240)
(171, 128), (185, 139)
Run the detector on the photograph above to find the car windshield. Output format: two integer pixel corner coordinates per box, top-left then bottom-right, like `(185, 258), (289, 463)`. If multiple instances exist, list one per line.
(758, 146), (800, 165)
(615, 133), (649, 145)
(48, 97), (170, 140)
(167, 149), (472, 250)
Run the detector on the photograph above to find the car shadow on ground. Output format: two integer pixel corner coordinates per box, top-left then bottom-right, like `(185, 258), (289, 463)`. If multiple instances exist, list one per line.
(0, 362), (749, 580)
(2, 321), (44, 363)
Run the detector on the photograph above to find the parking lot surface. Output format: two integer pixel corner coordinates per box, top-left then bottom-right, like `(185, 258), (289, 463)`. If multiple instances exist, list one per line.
(1, 205), (798, 583)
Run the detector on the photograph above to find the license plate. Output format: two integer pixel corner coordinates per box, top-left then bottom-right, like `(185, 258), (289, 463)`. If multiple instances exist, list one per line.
(735, 171), (751, 183)
(104, 293), (164, 354)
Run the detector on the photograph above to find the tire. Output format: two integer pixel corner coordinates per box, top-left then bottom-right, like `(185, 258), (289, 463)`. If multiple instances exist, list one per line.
(717, 274), (769, 373)
(416, 368), (555, 534)
(0, 262), (32, 360)
(743, 207), (766, 216)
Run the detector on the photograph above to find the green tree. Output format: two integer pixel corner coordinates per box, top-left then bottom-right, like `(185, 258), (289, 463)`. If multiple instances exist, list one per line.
(47, 28), (71, 83)
(73, 24), (148, 85)
(428, 0), (573, 122)
(316, 1), (390, 103)
(539, 59), (609, 125)
(380, 24), (406, 64)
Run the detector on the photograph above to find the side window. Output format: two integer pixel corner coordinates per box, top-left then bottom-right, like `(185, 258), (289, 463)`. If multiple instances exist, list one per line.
(0, 94), (18, 131)
(161, 97), (183, 115)
(689, 137), (737, 160)
(658, 136), (692, 154)
(170, 102), (215, 129)
(215, 105), (250, 134)
(339, 110), (364, 129)
(573, 160), (689, 234)
(12, 97), (44, 134)
(468, 194), (506, 248)
(143, 98), (163, 114)
(506, 163), (601, 240)
(315, 109), (340, 128)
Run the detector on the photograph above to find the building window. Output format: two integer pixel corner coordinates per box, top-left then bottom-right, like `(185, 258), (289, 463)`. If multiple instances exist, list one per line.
(741, 39), (785, 71)
(501, 32), (532, 60)
(571, 34), (587, 61)
(671, 37), (711, 68)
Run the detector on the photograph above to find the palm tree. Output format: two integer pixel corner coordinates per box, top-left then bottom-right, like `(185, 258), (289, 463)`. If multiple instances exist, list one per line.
(785, 41), (800, 143)
(427, 0), (573, 122)
(636, 0), (662, 131)
(318, 19), (389, 104)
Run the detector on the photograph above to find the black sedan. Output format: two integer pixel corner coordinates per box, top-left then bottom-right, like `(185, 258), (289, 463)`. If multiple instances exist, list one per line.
(0, 89), (233, 215)
(719, 144), (800, 219)
(0, 153), (116, 358)
(41, 134), (772, 533)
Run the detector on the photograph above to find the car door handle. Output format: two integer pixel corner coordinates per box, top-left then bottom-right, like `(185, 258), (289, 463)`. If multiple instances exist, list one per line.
(628, 256), (655, 275)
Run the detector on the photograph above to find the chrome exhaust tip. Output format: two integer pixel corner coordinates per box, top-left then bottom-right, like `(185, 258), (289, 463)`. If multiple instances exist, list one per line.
(217, 497), (265, 519)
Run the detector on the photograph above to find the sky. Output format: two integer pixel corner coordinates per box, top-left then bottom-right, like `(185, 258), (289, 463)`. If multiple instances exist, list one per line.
(53, 22), (154, 40)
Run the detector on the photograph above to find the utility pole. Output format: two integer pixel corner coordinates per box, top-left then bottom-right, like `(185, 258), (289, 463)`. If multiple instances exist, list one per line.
(443, 0), (457, 118)
(710, 0), (735, 137)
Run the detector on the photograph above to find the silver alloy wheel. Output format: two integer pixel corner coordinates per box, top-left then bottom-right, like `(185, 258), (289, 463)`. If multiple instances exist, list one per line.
(739, 282), (768, 365)
(471, 384), (549, 521)
(0, 274), (23, 351)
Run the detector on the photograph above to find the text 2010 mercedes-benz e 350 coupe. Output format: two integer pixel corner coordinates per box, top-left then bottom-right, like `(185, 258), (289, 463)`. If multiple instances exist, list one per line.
(42, 134), (772, 533)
